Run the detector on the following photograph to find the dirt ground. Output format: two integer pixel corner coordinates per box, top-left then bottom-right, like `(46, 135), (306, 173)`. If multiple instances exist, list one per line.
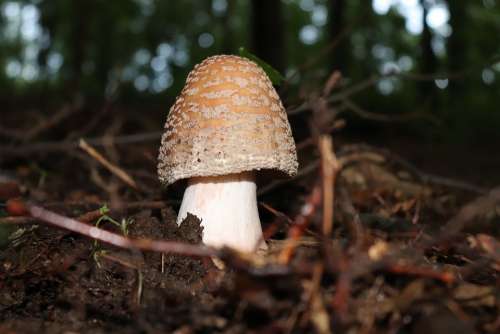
(1, 127), (499, 333)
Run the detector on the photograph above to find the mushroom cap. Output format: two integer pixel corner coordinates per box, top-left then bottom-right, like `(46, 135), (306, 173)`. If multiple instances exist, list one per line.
(158, 55), (298, 185)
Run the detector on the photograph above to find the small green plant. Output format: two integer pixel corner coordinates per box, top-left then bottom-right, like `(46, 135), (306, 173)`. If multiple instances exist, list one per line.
(95, 204), (134, 236)
(91, 204), (134, 267)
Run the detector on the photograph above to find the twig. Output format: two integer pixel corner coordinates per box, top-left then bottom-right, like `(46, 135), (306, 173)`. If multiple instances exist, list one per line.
(260, 202), (320, 242)
(99, 251), (146, 306)
(330, 53), (500, 102)
(23, 96), (83, 142)
(260, 202), (294, 225)
(0, 216), (37, 224)
(337, 187), (365, 253)
(285, 9), (365, 84)
(278, 184), (322, 264)
(338, 144), (488, 194)
(8, 200), (298, 277)
(0, 125), (26, 140)
(258, 160), (320, 196)
(342, 98), (440, 124)
(440, 187), (500, 239)
(67, 75), (122, 140)
(77, 209), (107, 223)
(319, 135), (340, 237)
(12, 201), (219, 258)
(0, 131), (162, 157)
(331, 256), (351, 321)
(420, 175), (487, 194)
(77, 200), (165, 223)
(0, 97), (83, 142)
(476, 234), (500, 265)
(329, 74), (382, 103)
(288, 53), (500, 117)
(79, 138), (139, 191)
(100, 253), (140, 270)
(304, 262), (331, 334)
(2, 201), (167, 225)
(385, 263), (455, 284)
(322, 71), (342, 97)
(287, 75), (380, 116)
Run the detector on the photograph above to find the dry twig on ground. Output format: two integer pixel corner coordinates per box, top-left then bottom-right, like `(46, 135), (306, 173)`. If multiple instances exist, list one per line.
(339, 143), (488, 194)
(319, 135), (340, 237)
(278, 184), (322, 264)
(0, 132), (162, 157)
(5, 199), (218, 258)
(0, 97), (83, 142)
(79, 138), (139, 191)
(438, 187), (500, 241)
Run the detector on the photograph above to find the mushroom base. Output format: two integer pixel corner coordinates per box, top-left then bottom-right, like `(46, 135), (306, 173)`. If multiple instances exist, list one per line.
(176, 172), (266, 253)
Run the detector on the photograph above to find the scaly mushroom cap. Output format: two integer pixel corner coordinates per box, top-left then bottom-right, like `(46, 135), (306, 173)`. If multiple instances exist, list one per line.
(158, 55), (298, 185)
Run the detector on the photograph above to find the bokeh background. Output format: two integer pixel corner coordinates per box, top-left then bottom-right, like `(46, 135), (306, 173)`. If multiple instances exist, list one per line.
(1, 0), (499, 155)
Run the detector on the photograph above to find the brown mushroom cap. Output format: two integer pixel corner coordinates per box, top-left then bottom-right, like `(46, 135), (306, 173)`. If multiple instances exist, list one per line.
(158, 55), (298, 185)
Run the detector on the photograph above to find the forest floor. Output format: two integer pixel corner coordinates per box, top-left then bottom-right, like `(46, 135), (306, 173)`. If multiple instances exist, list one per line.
(0, 126), (499, 333)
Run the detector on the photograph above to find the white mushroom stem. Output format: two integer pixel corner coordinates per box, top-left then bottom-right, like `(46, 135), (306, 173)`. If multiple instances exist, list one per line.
(176, 171), (266, 253)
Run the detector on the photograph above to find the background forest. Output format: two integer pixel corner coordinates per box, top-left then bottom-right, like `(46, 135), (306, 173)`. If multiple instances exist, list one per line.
(1, 0), (499, 143)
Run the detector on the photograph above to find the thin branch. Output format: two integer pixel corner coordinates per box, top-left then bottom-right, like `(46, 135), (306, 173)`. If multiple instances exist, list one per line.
(24, 98), (84, 142)
(285, 9), (366, 84)
(342, 98), (440, 124)
(385, 263), (455, 283)
(337, 187), (365, 254)
(319, 135), (340, 237)
(260, 202), (293, 225)
(79, 138), (139, 191)
(288, 53), (500, 117)
(0, 132), (162, 157)
(440, 187), (500, 238)
(278, 184), (322, 264)
(20, 202), (218, 258)
(76, 200), (166, 223)
(339, 144), (488, 194)
(0, 216), (37, 224)
(257, 160), (320, 196)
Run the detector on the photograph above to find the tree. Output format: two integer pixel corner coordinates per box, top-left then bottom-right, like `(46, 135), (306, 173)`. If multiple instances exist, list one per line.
(67, 0), (90, 93)
(328, 0), (348, 72)
(447, 1), (468, 101)
(251, 0), (285, 72)
(419, 0), (438, 110)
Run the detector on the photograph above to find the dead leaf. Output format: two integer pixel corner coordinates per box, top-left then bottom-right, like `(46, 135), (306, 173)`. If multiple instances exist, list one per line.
(453, 283), (496, 307)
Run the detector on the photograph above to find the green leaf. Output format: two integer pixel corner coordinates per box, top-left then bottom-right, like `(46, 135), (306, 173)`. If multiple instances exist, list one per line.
(238, 47), (285, 86)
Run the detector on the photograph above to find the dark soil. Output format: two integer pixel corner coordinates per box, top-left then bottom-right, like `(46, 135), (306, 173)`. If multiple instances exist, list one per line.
(0, 128), (499, 333)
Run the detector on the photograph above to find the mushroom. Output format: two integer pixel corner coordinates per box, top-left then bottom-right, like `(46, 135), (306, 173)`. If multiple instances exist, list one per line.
(158, 55), (298, 253)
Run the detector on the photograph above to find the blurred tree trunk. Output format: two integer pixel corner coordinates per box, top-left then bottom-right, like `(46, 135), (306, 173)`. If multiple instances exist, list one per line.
(96, 18), (112, 94)
(251, 0), (285, 73)
(447, 1), (467, 97)
(68, 0), (90, 93)
(446, 0), (469, 124)
(328, 0), (348, 73)
(419, 0), (437, 110)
